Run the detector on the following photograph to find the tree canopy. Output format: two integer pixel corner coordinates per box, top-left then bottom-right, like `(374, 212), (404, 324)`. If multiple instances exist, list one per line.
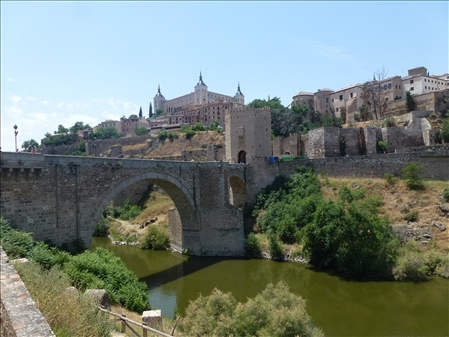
(21, 139), (39, 152)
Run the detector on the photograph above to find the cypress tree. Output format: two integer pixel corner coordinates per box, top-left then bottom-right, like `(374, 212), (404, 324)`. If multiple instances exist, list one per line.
(139, 107), (143, 118)
(149, 103), (153, 118)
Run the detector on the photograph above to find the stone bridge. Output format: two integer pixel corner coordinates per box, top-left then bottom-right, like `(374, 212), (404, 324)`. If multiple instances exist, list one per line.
(0, 153), (252, 256)
(2, 150), (448, 256)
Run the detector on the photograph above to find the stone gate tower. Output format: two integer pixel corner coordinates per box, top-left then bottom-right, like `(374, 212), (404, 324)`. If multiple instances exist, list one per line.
(225, 106), (271, 164)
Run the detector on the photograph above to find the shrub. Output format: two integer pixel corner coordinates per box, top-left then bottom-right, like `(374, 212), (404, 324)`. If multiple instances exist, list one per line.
(157, 130), (169, 141)
(27, 242), (71, 270)
(393, 252), (429, 281)
(443, 187), (449, 202)
(439, 119), (449, 143)
(179, 282), (324, 337)
(245, 233), (261, 256)
(93, 216), (110, 237)
(268, 234), (284, 259)
(140, 226), (170, 250)
(404, 211), (419, 222)
(0, 218), (35, 258)
(112, 199), (142, 220)
(384, 117), (395, 127)
(64, 248), (149, 312)
(377, 141), (387, 153)
(384, 173), (398, 186)
(402, 162), (425, 190)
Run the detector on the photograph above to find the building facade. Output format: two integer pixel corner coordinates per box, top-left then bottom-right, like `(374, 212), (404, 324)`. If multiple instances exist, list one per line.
(153, 73), (245, 114)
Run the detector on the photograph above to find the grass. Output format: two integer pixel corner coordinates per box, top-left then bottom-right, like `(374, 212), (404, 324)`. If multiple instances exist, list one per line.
(13, 261), (112, 337)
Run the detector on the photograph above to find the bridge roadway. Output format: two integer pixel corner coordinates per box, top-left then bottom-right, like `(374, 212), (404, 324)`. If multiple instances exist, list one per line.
(0, 152), (251, 256)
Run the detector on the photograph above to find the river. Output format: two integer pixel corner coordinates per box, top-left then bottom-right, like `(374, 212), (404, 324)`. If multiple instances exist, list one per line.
(91, 237), (449, 336)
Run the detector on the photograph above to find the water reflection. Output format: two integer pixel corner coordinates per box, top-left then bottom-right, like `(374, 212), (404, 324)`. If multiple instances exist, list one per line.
(92, 237), (449, 336)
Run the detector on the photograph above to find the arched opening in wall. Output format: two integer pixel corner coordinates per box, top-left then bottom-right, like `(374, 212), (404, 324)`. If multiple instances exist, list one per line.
(238, 150), (247, 164)
(284, 151), (291, 155)
(229, 176), (248, 209)
(91, 173), (198, 254)
(300, 140), (305, 156)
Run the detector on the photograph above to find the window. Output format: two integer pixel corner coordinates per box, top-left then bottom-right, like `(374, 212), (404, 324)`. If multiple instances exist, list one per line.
(388, 83), (392, 89)
(383, 84), (387, 90)
(339, 95), (343, 101)
(326, 98), (329, 103)
(336, 108), (339, 112)
(332, 98), (334, 102)
(410, 87), (414, 91)
(410, 79), (414, 84)
(350, 93), (353, 98)
(425, 86), (427, 89)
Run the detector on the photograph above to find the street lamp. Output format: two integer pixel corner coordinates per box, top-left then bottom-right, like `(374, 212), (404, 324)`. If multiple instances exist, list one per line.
(13, 125), (18, 152)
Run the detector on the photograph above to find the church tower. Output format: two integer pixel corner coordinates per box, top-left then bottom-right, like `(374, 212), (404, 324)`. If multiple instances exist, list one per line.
(194, 72), (208, 106)
(153, 85), (166, 112)
(234, 83), (245, 105)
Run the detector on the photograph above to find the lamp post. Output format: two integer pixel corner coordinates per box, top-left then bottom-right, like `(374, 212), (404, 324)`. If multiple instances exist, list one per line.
(13, 125), (18, 152)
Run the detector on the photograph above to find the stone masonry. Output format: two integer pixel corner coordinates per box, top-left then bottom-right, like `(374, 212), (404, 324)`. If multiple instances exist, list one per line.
(0, 152), (247, 256)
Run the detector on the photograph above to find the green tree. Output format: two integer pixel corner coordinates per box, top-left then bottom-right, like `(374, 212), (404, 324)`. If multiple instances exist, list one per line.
(69, 122), (91, 135)
(155, 108), (164, 117)
(44, 132), (52, 138)
(56, 124), (69, 134)
(139, 107), (143, 118)
(91, 127), (123, 140)
(135, 126), (148, 136)
(149, 103), (153, 118)
(21, 139), (39, 152)
(402, 162), (425, 190)
(128, 114), (138, 119)
(191, 122), (205, 131)
(439, 118), (449, 142)
(179, 282), (324, 337)
(77, 140), (86, 154)
(406, 91), (417, 112)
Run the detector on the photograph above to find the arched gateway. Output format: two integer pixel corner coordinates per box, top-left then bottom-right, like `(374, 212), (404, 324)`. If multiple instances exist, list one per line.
(0, 153), (247, 256)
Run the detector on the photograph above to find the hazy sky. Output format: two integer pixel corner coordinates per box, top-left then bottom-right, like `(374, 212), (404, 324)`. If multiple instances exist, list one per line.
(1, 1), (448, 151)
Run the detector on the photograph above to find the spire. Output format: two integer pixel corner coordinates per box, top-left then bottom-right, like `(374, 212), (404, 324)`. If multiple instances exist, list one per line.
(197, 71), (206, 86)
(156, 84), (163, 97)
(235, 82), (243, 96)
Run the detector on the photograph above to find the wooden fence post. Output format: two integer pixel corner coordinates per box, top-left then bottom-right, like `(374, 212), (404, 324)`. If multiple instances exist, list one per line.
(121, 314), (126, 333)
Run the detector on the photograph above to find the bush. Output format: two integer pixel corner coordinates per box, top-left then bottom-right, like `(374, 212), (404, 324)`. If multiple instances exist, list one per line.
(157, 130), (169, 141)
(140, 226), (170, 250)
(179, 282), (324, 337)
(384, 117), (395, 127)
(27, 242), (71, 270)
(440, 119), (449, 143)
(301, 195), (399, 278)
(268, 234), (284, 259)
(443, 187), (449, 202)
(402, 162), (425, 190)
(404, 211), (419, 222)
(377, 141), (387, 153)
(384, 173), (398, 186)
(112, 199), (142, 220)
(393, 252), (429, 281)
(0, 218), (35, 258)
(64, 248), (149, 312)
(93, 216), (110, 237)
(245, 233), (261, 256)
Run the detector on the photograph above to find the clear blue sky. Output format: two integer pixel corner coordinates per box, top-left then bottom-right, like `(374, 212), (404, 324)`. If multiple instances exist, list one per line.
(1, 1), (448, 151)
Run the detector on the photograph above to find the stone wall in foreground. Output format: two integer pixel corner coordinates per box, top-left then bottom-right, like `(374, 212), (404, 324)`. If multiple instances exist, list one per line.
(0, 247), (55, 337)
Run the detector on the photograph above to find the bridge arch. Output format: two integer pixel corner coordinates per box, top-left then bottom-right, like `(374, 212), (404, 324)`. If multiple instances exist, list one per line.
(229, 175), (248, 209)
(90, 171), (197, 252)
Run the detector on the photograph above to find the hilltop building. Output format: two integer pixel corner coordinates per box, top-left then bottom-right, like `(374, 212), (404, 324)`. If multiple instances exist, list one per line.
(291, 66), (448, 122)
(153, 73), (245, 114)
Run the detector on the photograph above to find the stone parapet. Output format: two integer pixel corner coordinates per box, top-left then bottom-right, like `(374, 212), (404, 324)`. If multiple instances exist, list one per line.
(0, 247), (55, 337)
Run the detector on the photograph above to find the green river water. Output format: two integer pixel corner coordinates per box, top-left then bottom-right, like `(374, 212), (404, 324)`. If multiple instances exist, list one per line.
(91, 237), (449, 336)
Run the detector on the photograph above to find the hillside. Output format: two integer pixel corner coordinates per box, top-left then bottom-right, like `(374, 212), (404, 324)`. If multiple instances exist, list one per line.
(103, 131), (225, 160)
